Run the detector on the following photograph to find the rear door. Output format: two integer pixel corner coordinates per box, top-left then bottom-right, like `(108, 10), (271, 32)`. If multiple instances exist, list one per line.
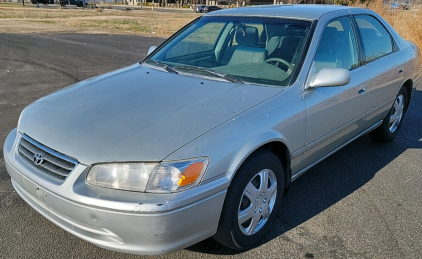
(351, 13), (406, 125)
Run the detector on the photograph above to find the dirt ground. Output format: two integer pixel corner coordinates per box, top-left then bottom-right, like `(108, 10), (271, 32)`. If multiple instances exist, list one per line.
(0, 7), (200, 37)
(0, 18), (115, 34)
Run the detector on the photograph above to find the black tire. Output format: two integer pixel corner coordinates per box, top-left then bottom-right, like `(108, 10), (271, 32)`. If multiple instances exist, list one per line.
(213, 149), (284, 250)
(369, 86), (408, 142)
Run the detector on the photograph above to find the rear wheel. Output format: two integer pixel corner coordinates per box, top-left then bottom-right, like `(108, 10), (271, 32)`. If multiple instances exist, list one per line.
(213, 150), (284, 250)
(369, 86), (408, 142)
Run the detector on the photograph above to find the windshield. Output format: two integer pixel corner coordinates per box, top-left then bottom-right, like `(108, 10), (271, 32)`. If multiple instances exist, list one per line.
(145, 16), (311, 86)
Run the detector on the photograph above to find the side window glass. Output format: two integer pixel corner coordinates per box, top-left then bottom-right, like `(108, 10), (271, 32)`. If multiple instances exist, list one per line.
(355, 15), (393, 62)
(313, 16), (359, 73)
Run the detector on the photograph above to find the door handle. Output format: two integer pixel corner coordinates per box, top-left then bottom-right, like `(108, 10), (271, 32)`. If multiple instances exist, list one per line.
(358, 88), (366, 95)
(399, 69), (404, 74)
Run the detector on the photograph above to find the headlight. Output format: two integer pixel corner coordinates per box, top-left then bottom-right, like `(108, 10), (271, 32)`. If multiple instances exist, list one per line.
(86, 163), (156, 192)
(86, 157), (208, 193)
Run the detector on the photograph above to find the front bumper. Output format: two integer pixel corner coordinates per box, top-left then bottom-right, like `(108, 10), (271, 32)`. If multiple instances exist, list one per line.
(4, 129), (229, 255)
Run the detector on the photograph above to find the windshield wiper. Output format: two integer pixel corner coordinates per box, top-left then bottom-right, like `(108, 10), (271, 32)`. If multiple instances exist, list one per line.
(142, 60), (178, 74)
(174, 66), (243, 84)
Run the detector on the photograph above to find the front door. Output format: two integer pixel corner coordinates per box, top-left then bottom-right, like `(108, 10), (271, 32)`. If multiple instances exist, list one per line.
(301, 15), (369, 169)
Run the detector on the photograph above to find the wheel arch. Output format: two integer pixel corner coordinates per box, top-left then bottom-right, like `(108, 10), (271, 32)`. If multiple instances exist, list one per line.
(230, 138), (292, 197)
(213, 139), (292, 249)
(260, 141), (292, 197)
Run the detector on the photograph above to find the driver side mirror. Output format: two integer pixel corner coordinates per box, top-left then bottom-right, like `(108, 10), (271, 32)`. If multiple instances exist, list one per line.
(148, 46), (157, 55)
(308, 68), (351, 88)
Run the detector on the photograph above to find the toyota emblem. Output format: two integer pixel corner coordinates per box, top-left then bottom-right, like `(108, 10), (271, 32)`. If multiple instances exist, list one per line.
(33, 153), (44, 166)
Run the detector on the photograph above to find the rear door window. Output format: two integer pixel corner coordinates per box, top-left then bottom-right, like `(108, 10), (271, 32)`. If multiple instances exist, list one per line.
(354, 15), (394, 62)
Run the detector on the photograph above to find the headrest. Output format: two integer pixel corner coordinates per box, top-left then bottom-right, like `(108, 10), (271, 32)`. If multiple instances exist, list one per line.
(266, 24), (286, 39)
(236, 26), (259, 47)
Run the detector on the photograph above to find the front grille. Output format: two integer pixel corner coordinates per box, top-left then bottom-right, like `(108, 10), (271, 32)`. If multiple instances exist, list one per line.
(18, 134), (78, 181)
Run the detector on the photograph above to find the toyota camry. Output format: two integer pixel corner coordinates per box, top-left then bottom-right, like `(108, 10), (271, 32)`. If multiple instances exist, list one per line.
(3, 4), (421, 255)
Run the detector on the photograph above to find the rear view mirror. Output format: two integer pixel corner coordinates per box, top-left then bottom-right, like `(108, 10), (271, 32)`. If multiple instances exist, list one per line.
(309, 68), (351, 88)
(148, 46), (157, 55)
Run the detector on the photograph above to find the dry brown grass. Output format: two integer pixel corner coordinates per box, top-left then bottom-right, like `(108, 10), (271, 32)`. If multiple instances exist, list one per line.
(0, 7), (104, 19)
(0, 7), (200, 37)
(366, 0), (422, 51)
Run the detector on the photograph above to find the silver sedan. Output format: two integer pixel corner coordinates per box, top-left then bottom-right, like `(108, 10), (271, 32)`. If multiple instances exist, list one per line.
(3, 4), (421, 256)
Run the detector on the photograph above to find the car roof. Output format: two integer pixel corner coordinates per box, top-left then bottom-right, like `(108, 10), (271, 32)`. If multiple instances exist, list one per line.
(205, 4), (358, 21)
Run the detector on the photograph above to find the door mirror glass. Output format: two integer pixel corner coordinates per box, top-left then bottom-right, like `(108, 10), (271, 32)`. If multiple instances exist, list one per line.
(309, 67), (351, 88)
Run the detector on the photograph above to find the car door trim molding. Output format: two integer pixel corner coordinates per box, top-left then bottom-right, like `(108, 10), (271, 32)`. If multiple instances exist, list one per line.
(305, 112), (366, 152)
(292, 119), (383, 181)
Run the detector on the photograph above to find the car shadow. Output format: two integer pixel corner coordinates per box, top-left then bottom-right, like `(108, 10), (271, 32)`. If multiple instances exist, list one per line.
(185, 88), (422, 255)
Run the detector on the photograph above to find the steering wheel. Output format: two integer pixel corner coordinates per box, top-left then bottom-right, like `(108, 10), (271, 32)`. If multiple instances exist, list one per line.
(264, 58), (294, 71)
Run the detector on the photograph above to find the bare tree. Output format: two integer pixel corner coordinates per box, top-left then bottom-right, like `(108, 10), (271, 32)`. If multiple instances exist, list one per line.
(224, 0), (237, 7)
(192, 0), (197, 11)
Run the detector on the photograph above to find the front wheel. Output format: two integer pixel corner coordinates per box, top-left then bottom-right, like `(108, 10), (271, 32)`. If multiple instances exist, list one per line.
(369, 86), (408, 142)
(213, 150), (284, 250)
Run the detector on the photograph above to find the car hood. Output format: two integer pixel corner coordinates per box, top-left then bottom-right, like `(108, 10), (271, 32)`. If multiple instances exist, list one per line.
(18, 63), (282, 165)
